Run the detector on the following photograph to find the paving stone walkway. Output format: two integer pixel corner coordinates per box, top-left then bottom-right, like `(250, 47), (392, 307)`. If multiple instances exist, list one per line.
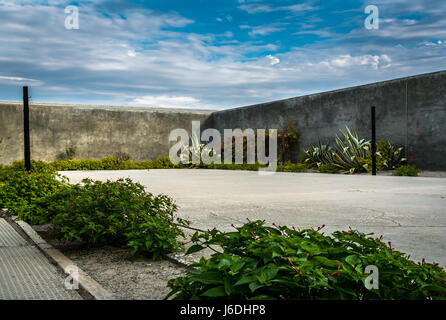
(0, 218), (81, 300)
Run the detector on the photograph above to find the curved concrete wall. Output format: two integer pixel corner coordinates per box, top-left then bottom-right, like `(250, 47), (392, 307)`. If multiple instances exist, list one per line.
(1, 70), (445, 170)
(204, 70), (446, 170)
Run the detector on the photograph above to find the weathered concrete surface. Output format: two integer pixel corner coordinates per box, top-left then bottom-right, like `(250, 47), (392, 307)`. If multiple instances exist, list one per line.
(204, 70), (446, 170)
(61, 170), (446, 268)
(0, 102), (211, 164)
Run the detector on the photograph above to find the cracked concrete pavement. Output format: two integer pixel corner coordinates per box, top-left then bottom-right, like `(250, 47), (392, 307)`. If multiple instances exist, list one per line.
(61, 169), (446, 267)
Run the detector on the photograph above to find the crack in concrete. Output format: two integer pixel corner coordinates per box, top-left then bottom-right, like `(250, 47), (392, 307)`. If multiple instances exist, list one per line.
(357, 207), (403, 227)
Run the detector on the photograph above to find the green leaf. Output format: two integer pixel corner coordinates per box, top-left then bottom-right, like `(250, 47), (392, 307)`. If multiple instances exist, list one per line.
(313, 256), (340, 267)
(234, 277), (254, 286)
(230, 260), (246, 274)
(224, 278), (232, 296)
(261, 268), (279, 281)
(201, 286), (226, 297)
(249, 282), (264, 293)
(189, 271), (223, 285)
(217, 258), (231, 270)
(186, 244), (204, 255)
(345, 255), (361, 266)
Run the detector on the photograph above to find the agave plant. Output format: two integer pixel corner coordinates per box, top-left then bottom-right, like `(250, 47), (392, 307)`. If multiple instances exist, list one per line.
(304, 127), (407, 174)
(179, 131), (220, 166)
(331, 127), (371, 174)
(303, 140), (334, 168)
(375, 140), (406, 170)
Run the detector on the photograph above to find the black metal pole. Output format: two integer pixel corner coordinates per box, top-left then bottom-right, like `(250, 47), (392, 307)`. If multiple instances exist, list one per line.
(23, 86), (31, 172)
(371, 106), (376, 176)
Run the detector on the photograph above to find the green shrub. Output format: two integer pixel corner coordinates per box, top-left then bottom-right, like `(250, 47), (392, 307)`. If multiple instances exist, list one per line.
(376, 140), (406, 170)
(318, 164), (340, 174)
(207, 162), (263, 171)
(304, 141), (335, 169)
(7, 160), (55, 173)
(113, 152), (131, 161)
(219, 118), (300, 165)
(151, 156), (178, 169)
(394, 165), (422, 177)
(278, 116), (301, 164)
(303, 129), (406, 174)
(166, 220), (446, 300)
(361, 140), (406, 171)
(277, 162), (308, 173)
(330, 127), (370, 174)
(0, 163), (68, 224)
(38, 178), (188, 259)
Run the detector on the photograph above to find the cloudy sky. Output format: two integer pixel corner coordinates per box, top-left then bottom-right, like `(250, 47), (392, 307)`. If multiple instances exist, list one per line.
(0, 0), (445, 109)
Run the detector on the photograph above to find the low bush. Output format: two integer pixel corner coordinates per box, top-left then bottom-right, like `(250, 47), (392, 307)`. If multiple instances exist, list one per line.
(278, 116), (301, 164)
(219, 117), (300, 165)
(318, 164), (340, 174)
(166, 220), (446, 300)
(51, 156), (146, 171)
(37, 178), (188, 259)
(0, 163), (68, 224)
(113, 151), (131, 161)
(394, 165), (422, 177)
(277, 162), (308, 173)
(375, 140), (406, 170)
(361, 140), (406, 171)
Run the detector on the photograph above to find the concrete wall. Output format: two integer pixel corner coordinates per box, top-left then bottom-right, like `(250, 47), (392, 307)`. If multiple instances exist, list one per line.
(0, 102), (211, 164)
(1, 70), (445, 169)
(204, 70), (446, 170)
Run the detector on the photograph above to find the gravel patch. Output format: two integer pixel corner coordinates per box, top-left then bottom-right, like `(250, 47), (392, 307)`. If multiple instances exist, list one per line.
(58, 245), (187, 300)
(34, 227), (187, 300)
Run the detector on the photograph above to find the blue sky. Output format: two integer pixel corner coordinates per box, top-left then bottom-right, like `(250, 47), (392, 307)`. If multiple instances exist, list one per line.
(0, 0), (445, 109)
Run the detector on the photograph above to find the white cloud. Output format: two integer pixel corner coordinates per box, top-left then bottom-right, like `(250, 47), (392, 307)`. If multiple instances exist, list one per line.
(241, 23), (286, 37)
(133, 95), (204, 109)
(0, 75), (43, 85)
(0, 0), (444, 109)
(266, 55), (280, 65)
(238, 2), (317, 14)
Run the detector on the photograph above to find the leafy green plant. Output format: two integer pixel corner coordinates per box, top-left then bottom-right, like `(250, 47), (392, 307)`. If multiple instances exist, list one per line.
(57, 146), (77, 160)
(151, 156), (179, 169)
(0, 163), (68, 224)
(376, 140), (406, 170)
(303, 141), (334, 168)
(166, 220), (446, 300)
(220, 120), (300, 165)
(113, 151), (131, 161)
(179, 132), (221, 168)
(303, 129), (406, 174)
(38, 178), (188, 259)
(394, 165), (422, 177)
(318, 164), (340, 174)
(330, 127), (370, 174)
(278, 116), (301, 164)
(277, 162), (308, 173)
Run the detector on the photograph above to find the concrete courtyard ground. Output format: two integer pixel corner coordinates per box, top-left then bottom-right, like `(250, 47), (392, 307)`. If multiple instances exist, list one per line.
(63, 169), (446, 268)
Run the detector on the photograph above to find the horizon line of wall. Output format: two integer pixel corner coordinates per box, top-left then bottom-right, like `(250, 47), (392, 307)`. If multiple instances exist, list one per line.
(1, 69), (446, 170)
